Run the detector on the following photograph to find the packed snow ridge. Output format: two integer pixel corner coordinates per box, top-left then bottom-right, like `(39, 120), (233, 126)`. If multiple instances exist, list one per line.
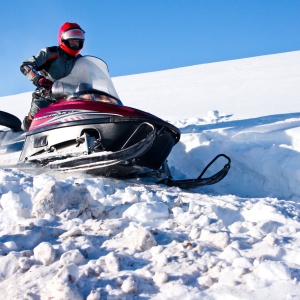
(0, 51), (300, 299)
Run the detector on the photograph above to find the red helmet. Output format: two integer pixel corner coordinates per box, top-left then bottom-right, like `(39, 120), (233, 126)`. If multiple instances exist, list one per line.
(58, 22), (85, 56)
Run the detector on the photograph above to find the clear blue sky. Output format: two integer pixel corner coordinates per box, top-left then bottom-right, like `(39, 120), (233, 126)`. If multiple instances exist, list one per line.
(1, 0), (300, 96)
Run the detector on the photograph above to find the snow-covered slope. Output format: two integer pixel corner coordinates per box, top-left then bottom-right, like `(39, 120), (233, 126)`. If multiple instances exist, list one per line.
(0, 51), (300, 299)
(114, 51), (300, 121)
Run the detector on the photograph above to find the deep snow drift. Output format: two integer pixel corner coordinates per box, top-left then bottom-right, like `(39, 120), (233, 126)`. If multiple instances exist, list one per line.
(0, 51), (300, 299)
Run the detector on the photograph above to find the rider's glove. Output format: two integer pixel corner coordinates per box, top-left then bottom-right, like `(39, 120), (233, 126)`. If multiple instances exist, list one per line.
(33, 75), (53, 89)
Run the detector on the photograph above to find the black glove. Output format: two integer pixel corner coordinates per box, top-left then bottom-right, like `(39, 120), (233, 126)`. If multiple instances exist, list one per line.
(33, 75), (53, 88)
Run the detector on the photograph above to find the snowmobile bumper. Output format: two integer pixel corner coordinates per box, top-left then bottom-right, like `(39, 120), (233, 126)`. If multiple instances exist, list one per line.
(46, 127), (156, 176)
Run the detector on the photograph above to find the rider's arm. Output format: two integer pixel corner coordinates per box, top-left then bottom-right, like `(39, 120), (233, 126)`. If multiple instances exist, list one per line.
(20, 47), (59, 84)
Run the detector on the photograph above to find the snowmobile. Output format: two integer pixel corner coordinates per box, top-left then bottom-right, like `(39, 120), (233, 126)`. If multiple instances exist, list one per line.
(0, 56), (230, 189)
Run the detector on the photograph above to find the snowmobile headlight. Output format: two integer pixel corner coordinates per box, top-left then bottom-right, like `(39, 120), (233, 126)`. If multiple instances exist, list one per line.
(34, 135), (48, 148)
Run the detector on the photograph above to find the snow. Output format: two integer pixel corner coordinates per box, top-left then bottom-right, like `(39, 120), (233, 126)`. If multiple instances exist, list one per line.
(0, 51), (300, 299)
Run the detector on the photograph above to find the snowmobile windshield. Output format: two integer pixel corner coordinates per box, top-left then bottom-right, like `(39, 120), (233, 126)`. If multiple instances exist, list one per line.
(51, 56), (123, 105)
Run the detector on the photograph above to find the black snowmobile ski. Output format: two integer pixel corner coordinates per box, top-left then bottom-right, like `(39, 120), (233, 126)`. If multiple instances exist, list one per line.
(156, 154), (231, 189)
(0, 111), (22, 132)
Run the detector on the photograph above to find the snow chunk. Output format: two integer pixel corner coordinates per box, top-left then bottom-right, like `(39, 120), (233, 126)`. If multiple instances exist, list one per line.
(104, 252), (120, 273)
(122, 186), (140, 204)
(153, 282), (202, 300)
(254, 261), (291, 281)
(199, 229), (230, 249)
(32, 181), (93, 218)
(205, 110), (220, 123)
(198, 275), (214, 288)
(218, 266), (239, 287)
(18, 257), (34, 271)
(124, 225), (157, 252)
(257, 220), (283, 234)
(0, 191), (30, 218)
(89, 201), (105, 219)
(242, 202), (286, 223)
(55, 263), (79, 284)
(4, 241), (17, 251)
(0, 251), (21, 281)
(153, 271), (169, 284)
(33, 173), (56, 189)
(219, 246), (241, 263)
(87, 289), (101, 300)
(60, 249), (85, 265)
(232, 257), (253, 269)
(121, 276), (137, 294)
(46, 263), (82, 300)
(123, 202), (169, 224)
(33, 242), (56, 265)
(59, 228), (82, 239)
(213, 205), (244, 227)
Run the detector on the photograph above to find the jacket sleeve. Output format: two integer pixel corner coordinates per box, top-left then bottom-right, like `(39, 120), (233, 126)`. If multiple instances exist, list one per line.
(20, 47), (58, 83)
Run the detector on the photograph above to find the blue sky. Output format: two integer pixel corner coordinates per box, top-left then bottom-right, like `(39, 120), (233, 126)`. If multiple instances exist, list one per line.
(1, 0), (300, 96)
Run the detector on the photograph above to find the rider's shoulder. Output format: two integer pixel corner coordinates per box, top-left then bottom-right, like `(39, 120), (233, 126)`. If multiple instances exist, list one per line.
(47, 46), (59, 53)
(38, 46), (59, 55)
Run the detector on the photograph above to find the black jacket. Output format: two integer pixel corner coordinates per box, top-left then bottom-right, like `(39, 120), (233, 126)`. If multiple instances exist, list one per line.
(20, 46), (82, 84)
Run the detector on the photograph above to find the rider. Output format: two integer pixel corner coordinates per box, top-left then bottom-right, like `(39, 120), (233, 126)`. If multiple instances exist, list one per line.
(20, 22), (85, 131)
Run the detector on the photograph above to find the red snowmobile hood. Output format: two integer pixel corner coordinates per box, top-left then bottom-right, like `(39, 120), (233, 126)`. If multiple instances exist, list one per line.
(31, 100), (161, 130)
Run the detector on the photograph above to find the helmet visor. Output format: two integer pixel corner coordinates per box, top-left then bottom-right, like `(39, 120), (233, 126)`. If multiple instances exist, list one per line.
(62, 29), (85, 40)
(64, 39), (84, 50)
